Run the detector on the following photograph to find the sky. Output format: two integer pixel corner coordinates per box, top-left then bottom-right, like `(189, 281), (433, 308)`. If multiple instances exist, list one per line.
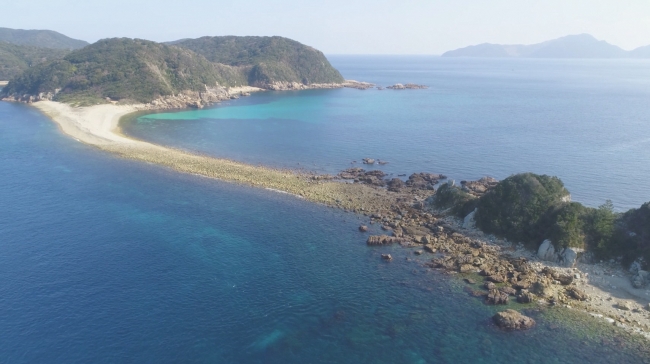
(2, 0), (650, 54)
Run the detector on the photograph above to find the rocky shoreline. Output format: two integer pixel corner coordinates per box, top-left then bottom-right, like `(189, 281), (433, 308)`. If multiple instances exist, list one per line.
(24, 92), (650, 340)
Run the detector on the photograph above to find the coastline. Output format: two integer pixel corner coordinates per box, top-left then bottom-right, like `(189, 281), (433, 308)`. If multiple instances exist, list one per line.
(30, 99), (650, 339)
(31, 100), (397, 213)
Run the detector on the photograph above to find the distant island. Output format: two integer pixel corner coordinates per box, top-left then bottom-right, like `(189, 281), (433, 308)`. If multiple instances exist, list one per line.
(442, 34), (650, 58)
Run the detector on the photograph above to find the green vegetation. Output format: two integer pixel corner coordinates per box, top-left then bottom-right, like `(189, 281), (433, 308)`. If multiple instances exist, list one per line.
(0, 27), (88, 50)
(601, 202), (650, 265)
(475, 173), (570, 245)
(0, 42), (68, 80)
(436, 172), (649, 265)
(2, 38), (247, 103)
(429, 182), (477, 217)
(171, 36), (344, 86)
(2, 36), (345, 103)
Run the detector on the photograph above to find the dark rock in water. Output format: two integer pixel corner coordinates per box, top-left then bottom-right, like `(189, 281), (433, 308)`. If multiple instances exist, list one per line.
(386, 83), (428, 90)
(464, 278), (476, 284)
(381, 254), (393, 261)
(359, 225), (368, 232)
(493, 310), (535, 330)
(486, 289), (509, 305)
(484, 282), (496, 290)
(362, 158), (375, 165)
(377, 160), (389, 165)
(414, 250), (423, 255)
(367, 235), (410, 246)
(423, 245), (437, 253)
(517, 290), (534, 303)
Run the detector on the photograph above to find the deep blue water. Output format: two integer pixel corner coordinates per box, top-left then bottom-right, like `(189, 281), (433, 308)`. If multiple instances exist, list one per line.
(125, 56), (650, 211)
(2, 74), (650, 361)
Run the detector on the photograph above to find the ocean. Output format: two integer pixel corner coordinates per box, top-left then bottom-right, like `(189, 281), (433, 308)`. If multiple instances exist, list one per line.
(125, 56), (650, 211)
(1, 57), (650, 363)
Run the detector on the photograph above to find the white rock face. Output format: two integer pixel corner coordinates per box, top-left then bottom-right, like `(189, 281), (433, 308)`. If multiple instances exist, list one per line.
(462, 208), (477, 229)
(559, 248), (578, 267)
(537, 240), (558, 262)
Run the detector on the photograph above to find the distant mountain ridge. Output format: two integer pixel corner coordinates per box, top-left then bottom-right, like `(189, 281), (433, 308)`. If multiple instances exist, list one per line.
(0, 42), (69, 80)
(0, 27), (88, 50)
(442, 34), (650, 58)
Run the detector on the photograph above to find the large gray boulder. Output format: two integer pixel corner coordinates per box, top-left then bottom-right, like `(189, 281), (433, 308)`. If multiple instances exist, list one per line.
(537, 240), (558, 262)
(632, 270), (649, 289)
(559, 248), (578, 267)
(462, 208), (477, 229)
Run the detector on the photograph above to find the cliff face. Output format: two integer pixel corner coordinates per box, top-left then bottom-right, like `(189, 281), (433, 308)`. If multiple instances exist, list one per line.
(1, 36), (346, 106)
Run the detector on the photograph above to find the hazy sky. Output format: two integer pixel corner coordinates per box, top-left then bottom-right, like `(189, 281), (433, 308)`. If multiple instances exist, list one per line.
(3, 0), (650, 54)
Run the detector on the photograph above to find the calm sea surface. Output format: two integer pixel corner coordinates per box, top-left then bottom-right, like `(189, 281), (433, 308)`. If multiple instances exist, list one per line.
(2, 58), (650, 363)
(125, 56), (650, 211)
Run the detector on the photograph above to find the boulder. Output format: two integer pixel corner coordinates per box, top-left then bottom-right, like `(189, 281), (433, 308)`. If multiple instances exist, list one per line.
(462, 209), (477, 229)
(387, 178), (405, 192)
(537, 240), (558, 263)
(381, 254), (393, 261)
(616, 301), (632, 311)
(486, 289), (509, 305)
(362, 158), (375, 165)
(499, 287), (517, 296)
(493, 310), (536, 330)
(517, 290), (535, 303)
(632, 270), (649, 288)
(359, 225), (368, 232)
(566, 287), (588, 301)
(559, 248), (578, 268)
(484, 282), (496, 290)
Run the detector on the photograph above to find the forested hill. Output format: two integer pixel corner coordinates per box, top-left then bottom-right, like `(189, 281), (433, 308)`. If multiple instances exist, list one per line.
(170, 36), (345, 86)
(0, 27), (88, 50)
(1, 36), (346, 105)
(1, 38), (246, 104)
(0, 42), (69, 80)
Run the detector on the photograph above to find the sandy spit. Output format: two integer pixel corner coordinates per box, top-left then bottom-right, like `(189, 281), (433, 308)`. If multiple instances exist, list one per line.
(32, 101), (396, 213)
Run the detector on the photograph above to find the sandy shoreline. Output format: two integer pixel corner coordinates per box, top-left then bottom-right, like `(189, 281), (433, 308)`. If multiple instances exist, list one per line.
(30, 100), (650, 339)
(32, 101), (396, 213)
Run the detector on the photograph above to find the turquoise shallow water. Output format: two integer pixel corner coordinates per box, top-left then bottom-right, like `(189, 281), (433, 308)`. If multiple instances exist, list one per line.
(2, 99), (650, 362)
(125, 56), (650, 211)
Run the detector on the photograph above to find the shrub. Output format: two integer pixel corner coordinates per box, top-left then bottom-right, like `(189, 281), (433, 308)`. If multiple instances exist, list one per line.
(429, 182), (477, 217)
(474, 173), (569, 245)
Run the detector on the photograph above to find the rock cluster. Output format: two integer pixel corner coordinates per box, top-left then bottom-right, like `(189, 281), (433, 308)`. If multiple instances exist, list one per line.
(405, 173), (446, 190)
(536, 240), (581, 267)
(386, 83), (428, 89)
(493, 310), (536, 330)
(460, 177), (498, 197)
